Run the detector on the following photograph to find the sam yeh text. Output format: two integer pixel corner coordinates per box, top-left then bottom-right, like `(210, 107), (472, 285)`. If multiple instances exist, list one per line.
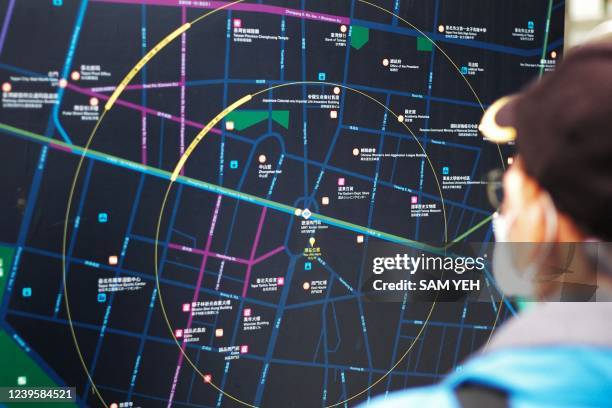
(373, 279), (480, 292)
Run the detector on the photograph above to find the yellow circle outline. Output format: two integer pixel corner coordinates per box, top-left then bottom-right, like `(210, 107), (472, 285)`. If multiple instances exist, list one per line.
(154, 81), (448, 408)
(57, 1), (508, 407)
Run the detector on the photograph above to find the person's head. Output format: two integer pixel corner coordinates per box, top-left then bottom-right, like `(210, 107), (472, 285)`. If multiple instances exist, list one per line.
(480, 40), (612, 300)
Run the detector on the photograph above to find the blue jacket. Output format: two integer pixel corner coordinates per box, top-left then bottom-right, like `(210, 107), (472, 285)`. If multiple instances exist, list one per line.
(363, 303), (612, 407)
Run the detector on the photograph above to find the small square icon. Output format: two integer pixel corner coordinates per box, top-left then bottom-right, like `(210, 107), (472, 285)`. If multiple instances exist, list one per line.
(411, 196), (418, 204)
(233, 19), (242, 28)
(97, 293), (107, 303)
(203, 374), (212, 383)
(356, 235), (364, 243)
(277, 277), (285, 286)
(230, 160), (239, 169)
(215, 328), (224, 337)
(318, 72), (326, 81)
(182, 303), (191, 312)
(338, 178), (345, 186)
(322, 197), (329, 205)
(175, 329), (183, 338)
(330, 110), (337, 119)
(22, 287), (31, 298)
(442, 166), (449, 175)
(528, 21), (534, 29)
(108, 255), (118, 265)
(225, 121), (235, 131)
(240, 345), (249, 354)
(17, 376), (27, 386)
(461, 66), (468, 75)
(243, 308), (252, 317)
(98, 212), (108, 223)
(305, 262), (312, 271)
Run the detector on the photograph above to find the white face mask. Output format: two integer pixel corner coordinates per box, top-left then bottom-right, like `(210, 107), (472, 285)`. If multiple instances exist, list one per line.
(492, 194), (558, 299)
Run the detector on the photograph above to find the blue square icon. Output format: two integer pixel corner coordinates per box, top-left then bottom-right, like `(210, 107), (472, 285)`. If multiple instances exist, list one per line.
(97, 293), (107, 303)
(98, 213), (108, 223)
(305, 262), (312, 271)
(230, 160), (239, 169)
(442, 166), (449, 175)
(460, 66), (468, 75)
(528, 21), (534, 30)
(53, 0), (63, 6)
(22, 287), (32, 298)
(318, 72), (326, 81)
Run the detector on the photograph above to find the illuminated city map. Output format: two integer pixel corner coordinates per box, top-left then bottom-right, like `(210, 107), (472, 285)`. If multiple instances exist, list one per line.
(0, 1), (564, 407)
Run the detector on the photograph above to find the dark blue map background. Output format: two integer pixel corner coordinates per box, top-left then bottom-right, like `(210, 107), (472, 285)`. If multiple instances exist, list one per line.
(0, 1), (564, 407)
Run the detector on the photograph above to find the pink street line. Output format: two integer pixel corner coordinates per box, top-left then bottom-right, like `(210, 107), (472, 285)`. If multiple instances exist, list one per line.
(167, 195), (222, 407)
(241, 207), (267, 298)
(91, 0), (351, 25)
(168, 242), (250, 265)
(252, 245), (285, 265)
(141, 111), (147, 164)
(65, 82), (222, 136)
(179, 6), (187, 175)
(91, 81), (180, 92)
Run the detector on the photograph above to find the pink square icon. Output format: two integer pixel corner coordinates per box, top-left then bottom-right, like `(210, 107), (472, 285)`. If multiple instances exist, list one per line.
(277, 277), (285, 286)
(240, 345), (249, 354)
(243, 308), (252, 317)
(182, 303), (191, 312)
(175, 329), (183, 338)
(411, 196), (418, 204)
(233, 19), (242, 28)
(203, 374), (212, 383)
(338, 178), (345, 186)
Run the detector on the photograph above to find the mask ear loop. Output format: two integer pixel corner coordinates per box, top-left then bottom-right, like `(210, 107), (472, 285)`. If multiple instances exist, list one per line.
(522, 191), (559, 284)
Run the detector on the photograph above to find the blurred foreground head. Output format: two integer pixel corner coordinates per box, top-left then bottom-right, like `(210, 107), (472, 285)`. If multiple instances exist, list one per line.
(480, 39), (612, 300)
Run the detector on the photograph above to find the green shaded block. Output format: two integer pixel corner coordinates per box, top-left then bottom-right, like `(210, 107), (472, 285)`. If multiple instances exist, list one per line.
(417, 36), (433, 52)
(0, 332), (76, 407)
(225, 110), (289, 131)
(0, 245), (15, 305)
(271, 110), (289, 129)
(350, 26), (369, 50)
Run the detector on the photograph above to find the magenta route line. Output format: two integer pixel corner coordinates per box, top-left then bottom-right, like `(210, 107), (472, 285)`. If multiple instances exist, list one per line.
(168, 242), (250, 265)
(66, 83), (223, 136)
(179, 6), (187, 175)
(91, 82), (180, 92)
(91, 0), (351, 25)
(167, 194), (222, 408)
(241, 207), (267, 298)
(141, 111), (147, 165)
(252, 245), (285, 265)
